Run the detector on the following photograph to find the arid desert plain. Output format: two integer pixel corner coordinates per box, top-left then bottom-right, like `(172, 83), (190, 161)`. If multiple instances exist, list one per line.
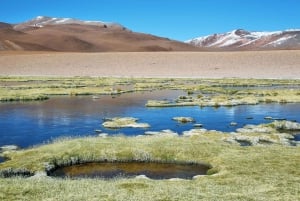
(1, 50), (300, 78)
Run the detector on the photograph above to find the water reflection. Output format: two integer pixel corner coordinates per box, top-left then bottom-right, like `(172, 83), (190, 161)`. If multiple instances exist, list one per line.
(0, 90), (300, 148)
(49, 162), (210, 179)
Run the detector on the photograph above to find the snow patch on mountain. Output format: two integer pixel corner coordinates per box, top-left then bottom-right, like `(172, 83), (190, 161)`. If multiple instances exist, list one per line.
(14, 16), (125, 30)
(187, 29), (300, 50)
(264, 35), (297, 47)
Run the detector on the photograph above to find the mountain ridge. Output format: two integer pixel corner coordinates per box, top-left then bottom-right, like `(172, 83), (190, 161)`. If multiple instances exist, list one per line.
(186, 29), (300, 50)
(0, 16), (199, 52)
(1, 17), (300, 52)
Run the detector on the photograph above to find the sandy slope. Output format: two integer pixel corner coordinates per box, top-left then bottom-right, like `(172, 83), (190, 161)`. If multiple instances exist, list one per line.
(0, 50), (300, 79)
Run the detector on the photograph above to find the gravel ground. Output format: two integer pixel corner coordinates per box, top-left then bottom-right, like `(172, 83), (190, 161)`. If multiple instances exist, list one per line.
(0, 50), (300, 78)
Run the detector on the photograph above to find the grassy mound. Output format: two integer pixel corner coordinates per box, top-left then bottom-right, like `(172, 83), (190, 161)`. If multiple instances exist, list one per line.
(0, 133), (299, 200)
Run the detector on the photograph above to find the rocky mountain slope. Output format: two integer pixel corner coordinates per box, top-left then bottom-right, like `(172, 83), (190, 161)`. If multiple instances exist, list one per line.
(186, 29), (300, 50)
(0, 16), (199, 52)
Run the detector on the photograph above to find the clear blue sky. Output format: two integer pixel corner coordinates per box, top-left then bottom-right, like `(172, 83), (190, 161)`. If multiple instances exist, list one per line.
(1, 0), (300, 41)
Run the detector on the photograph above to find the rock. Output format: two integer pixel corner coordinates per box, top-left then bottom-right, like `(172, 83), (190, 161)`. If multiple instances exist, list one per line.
(172, 117), (195, 123)
(0, 145), (19, 152)
(44, 162), (55, 172)
(264, 116), (273, 120)
(230, 122), (238, 126)
(272, 118), (286, 121)
(161, 129), (176, 134)
(92, 96), (100, 99)
(222, 121), (300, 146)
(236, 124), (275, 133)
(226, 135), (259, 146)
(270, 120), (300, 130)
(135, 175), (150, 180)
(144, 130), (178, 136)
(102, 117), (113, 122)
(193, 175), (205, 180)
(146, 100), (172, 107)
(94, 129), (102, 133)
(102, 117), (150, 129)
(168, 178), (186, 181)
(182, 129), (207, 137)
(193, 124), (203, 128)
(29, 171), (48, 179)
(98, 133), (109, 138)
(144, 131), (159, 135)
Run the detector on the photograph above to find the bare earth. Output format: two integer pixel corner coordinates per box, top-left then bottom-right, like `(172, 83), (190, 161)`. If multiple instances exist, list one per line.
(0, 50), (299, 78)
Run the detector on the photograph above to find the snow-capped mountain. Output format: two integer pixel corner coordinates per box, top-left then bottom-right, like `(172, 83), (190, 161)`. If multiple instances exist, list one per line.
(13, 16), (125, 31)
(186, 29), (300, 50)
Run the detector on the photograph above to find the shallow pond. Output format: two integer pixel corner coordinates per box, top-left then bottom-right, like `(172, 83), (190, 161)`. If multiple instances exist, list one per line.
(1, 90), (300, 148)
(49, 162), (210, 180)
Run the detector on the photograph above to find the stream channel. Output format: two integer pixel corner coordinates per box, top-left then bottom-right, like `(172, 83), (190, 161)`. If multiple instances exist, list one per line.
(1, 90), (300, 148)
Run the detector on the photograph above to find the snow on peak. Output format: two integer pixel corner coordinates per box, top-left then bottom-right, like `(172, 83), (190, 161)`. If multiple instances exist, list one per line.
(36, 16), (45, 20)
(284, 29), (300, 32)
(186, 29), (300, 49)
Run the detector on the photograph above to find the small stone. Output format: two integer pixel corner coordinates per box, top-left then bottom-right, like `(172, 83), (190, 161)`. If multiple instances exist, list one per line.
(271, 120), (300, 130)
(182, 129), (207, 137)
(172, 117), (195, 123)
(102, 117), (150, 129)
(29, 171), (48, 179)
(168, 178), (186, 181)
(193, 124), (203, 128)
(193, 175), (205, 179)
(144, 131), (159, 135)
(0, 145), (19, 152)
(135, 175), (150, 179)
(230, 122), (238, 126)
(145, 130), (178, 136)
(264, 116), (273, 120)
(98, 133), (108, 138)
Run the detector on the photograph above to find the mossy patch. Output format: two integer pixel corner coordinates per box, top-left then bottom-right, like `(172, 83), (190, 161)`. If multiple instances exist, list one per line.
(102, 117), (150, 129)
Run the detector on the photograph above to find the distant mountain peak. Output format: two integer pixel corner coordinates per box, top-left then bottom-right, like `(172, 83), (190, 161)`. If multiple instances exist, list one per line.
(234, 29), (251, 36)
(14, 16), (125, 30)
(0, 16), (198, 52)
(186, 29), (300, 50)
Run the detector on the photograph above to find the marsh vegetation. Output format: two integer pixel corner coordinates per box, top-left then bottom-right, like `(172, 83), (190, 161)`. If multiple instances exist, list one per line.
(1, 77), (300, 104)
(0, 132), (299, 200)
(0, 76), (300, 200)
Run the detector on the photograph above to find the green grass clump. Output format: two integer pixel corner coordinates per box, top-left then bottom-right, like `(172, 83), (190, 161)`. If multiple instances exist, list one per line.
(0, 134), (299, 201)
(2, 76), (300, 105)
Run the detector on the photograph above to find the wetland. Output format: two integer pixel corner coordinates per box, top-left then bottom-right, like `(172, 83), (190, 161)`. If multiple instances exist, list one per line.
(0, 76), (300, 201)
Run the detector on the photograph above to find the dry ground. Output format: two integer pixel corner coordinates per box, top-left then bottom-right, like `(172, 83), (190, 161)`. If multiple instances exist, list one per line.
(0, 50), (300, 78)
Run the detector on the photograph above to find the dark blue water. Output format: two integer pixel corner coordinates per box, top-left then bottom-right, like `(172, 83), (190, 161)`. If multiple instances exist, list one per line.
(294, 134), (300, 141)
(1, 90), (300, 148)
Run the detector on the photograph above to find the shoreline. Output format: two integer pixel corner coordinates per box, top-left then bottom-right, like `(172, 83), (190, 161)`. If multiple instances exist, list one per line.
(1, 50), (300, 79)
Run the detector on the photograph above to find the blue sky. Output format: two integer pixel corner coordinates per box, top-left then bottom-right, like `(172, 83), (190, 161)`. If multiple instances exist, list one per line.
(1, 0), (300, 41)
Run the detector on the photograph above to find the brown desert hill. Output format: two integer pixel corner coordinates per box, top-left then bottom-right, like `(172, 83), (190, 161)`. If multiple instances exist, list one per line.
(0, 16), (200, 52)
(0, 22), (12, 29)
